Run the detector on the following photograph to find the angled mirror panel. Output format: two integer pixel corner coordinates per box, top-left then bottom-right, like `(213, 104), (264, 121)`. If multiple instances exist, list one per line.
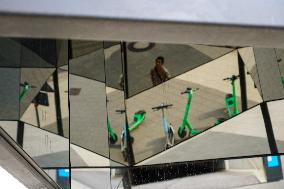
(106, 88), (127, 165)
(125, 82), (170, 163)
(0, 121), (18, 140)
(1, 122), (69, 168)
(70, 75), (108, 158)
(126, 50), (256, 163)
(70, 40), (109, 161)
(57, 69), (69, 137)
(105, 42), (129, 165)
(69, 40), (105, 82)
(22, 123), (69, 168)
(71, 143), (125, 167)
(238, 47), (262, 100)
(70, 75), (108, 159)
(71, 168), (128, 189)
(0, 68), (20, 120)
(104, 42), (124, 90)
(44, 169), (70, 189)
(21, 67), (69, 138)
(138, 105), (270, 165)
(238, 47), (263, 109)
(21, 69), (69, 137)
(71, 168), (112, 189)
(0, 127), (61, 189)
(253, 48), (284, 101)
(19, 38), (57, 68)
(126, 42), (233, 97)
(111, 168), (129, 189)
(71, 144), (110, 167)
(19, 68), (55, 118)
(56, 40), (68, 67)
(0, 38), (57, 68)
(0, 38), (21, 67)
(267, 100), (284, 153)
(276, 48), (284, 94)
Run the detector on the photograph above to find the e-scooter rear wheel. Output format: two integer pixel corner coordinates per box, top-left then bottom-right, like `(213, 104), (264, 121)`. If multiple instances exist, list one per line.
(123, 151), (128, 161)
(109, 133), (118, 144)
(166, 126), (175, 149)
(178, 127), (187, 138)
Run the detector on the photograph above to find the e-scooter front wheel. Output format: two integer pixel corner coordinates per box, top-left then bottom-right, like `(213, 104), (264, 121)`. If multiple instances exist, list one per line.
(178, 127), (187, 138)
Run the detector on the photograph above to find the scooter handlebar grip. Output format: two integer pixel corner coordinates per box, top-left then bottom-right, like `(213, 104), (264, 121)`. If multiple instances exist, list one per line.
(152, 104), (173, 110)
(164, 104), (173, 109)
(152, 106), (160, 110)
(115, 109), (126, 113)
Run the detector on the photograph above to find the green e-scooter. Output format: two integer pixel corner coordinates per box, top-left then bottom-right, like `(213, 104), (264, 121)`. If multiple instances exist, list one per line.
(178, 88), (202, 138)
(20, 82), (36, 102)
(108, 109), (146, 145)
(177, 87), (227, 139)
(223, 75), (239, 118)
(106, 98), (118, 144)
(107, 115), (118, 144)
(116, 109), (146, 161)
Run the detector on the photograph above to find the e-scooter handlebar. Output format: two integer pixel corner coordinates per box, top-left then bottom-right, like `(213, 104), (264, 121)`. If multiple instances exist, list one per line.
(152, 104), (173, 111)
(223, 75), (240, 81)
(116, 109), (126, 114)
(20, 82), (37, 88)
(181, 87), (199, 94)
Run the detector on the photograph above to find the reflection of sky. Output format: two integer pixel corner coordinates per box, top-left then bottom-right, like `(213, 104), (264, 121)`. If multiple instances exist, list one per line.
(0, 166), (28, 189)
(267, 156), (279, 168)
(1, 0), (284, 27)
(58, 169), (70, 177)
